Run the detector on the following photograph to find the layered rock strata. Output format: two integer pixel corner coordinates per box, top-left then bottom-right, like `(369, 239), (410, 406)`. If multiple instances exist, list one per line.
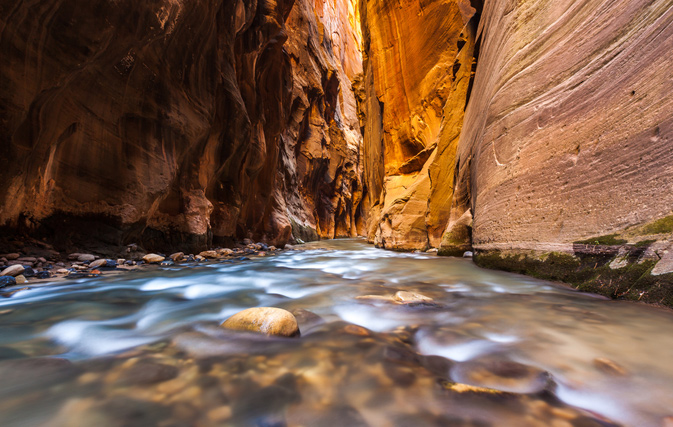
(0, 0), (363, 252)
(444, 0), (673, 304)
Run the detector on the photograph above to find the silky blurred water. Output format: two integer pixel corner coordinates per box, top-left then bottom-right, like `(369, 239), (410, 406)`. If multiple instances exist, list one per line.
(0, 239), (672, 426)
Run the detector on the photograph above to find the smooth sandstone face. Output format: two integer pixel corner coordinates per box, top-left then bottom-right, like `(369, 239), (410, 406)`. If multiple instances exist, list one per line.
(0, 0), (364, 250)
(221, 307), (300, 338)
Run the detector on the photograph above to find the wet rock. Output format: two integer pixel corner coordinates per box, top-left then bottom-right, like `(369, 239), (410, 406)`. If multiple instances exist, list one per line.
(15, 275), (27, 284)
(0, 357), (78, 389)
(291, 308), (325, 332)
(89, 258), (115, 269)
(451, 357), (550, 394)
(199, 250), (218, 259)
(1, 287), (29, 297)
(96, 397), (169, 427)
(217, 248), (233, 256)
(593, 357), (628, 376)
(142, 254), (165, 264)
(463, 251), (474, 258)
(160, 260), (174, 266)
(221, 307), (300, 337)
(0, 276), (16, 288)
(119, 361), (179, 385)
(169, 252), (184, 262)
(36, 271), (51, 279)
(22, 267), (35, 277)
(393, 291), (433, 304)
(0, 346), (26, 360)
(1, 264), (24, 277)
(77, 254), (96, 262)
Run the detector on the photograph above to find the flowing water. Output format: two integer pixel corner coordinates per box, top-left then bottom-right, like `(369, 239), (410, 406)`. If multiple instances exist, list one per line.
(1, 239), (672, 427)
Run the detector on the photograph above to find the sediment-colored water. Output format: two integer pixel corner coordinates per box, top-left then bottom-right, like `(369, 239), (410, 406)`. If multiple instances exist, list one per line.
(1, 239), (672, 426)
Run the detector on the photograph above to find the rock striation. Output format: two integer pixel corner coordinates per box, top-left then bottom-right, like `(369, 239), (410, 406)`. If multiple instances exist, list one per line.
(0, 0), (363, 252)
(447, 0), (673, 304)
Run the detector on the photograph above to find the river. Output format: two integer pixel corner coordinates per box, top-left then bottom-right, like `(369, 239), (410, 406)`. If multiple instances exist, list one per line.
(1, 239), (672, 426)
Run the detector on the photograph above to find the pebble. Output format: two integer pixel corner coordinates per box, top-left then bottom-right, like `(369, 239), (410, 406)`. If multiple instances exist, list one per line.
(393, 291), (433, 304)
(463, 251), (474, 257)
(15, 275), (27, 284)
(1, 264), (25, 277)
(143, 254), (165, 264)
(36, 271), (50, 279)
(593, 357), (628, 376)
(0, 276), (16, 288)
(199, 250), (218, 259)
(119, 361), (179, 385)
(221, 307), (300, 337)
(169, 252), (184, 262)
(207, 405), (232, 422)
(88, 259), (108, 269)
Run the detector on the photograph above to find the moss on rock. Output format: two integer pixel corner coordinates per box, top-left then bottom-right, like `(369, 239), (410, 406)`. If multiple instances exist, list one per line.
(474, 245), (673, 308)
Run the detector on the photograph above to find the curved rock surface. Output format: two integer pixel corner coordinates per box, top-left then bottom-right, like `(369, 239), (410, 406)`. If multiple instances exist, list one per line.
(0, 0), (363, 252)
(358, 0), (479, 250)
(451, 0), (673, 253)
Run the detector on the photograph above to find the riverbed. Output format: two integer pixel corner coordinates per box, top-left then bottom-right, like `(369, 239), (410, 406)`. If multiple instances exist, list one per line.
(1, 239), (672, 426)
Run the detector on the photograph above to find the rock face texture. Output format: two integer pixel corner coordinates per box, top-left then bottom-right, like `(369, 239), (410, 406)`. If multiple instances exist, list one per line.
(358, 0), (479, 250)
(444, 0), (673, 304)
(0, 0), (363, 252)
(449, 0), (673, 254)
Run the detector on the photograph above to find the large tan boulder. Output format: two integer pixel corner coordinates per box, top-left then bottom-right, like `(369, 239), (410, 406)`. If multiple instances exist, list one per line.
(220, 307), (300, 337)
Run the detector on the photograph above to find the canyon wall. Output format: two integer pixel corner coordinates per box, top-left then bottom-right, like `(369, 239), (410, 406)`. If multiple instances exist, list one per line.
(358, 0), (479, 251)
(0, 0), (363, 252)
(452, 0), (673, 304)
(360, 0), (673, 303)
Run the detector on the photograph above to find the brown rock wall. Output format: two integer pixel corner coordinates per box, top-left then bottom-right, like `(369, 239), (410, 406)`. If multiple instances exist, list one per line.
(0, 0), (363, 251)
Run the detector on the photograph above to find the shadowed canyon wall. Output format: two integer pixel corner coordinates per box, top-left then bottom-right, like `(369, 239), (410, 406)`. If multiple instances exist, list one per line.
(0, 0), (363, 252)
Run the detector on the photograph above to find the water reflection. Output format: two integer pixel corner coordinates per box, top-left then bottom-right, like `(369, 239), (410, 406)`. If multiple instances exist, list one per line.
(0, 239), (672, 426)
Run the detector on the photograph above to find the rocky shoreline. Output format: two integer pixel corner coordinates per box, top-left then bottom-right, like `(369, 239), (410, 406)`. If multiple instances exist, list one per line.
(0, 238), (287, 298)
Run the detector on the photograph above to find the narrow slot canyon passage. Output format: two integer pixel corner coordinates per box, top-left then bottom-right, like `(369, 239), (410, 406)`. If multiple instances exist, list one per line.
(1, 0), (673, 425)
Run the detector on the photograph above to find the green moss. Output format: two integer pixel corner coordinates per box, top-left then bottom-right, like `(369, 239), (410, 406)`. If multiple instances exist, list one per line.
(437, 246), (469, 257)
(640, 215), (673, 235)
(474, 249), (673, 308)
(634, 239), (656, 247)
(574, 234), (627, 245)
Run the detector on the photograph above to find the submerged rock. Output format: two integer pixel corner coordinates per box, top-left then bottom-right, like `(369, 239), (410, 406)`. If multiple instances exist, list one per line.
(221, 307), (300, 337)
(393, 291), (433, 304)
(0, 276), (16, 288)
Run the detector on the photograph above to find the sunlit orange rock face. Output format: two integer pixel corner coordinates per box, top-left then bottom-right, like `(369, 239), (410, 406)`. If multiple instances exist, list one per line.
(448, 0), (673, 255)
(0, 0), (363, 251)
(359, 0), (479, 250)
